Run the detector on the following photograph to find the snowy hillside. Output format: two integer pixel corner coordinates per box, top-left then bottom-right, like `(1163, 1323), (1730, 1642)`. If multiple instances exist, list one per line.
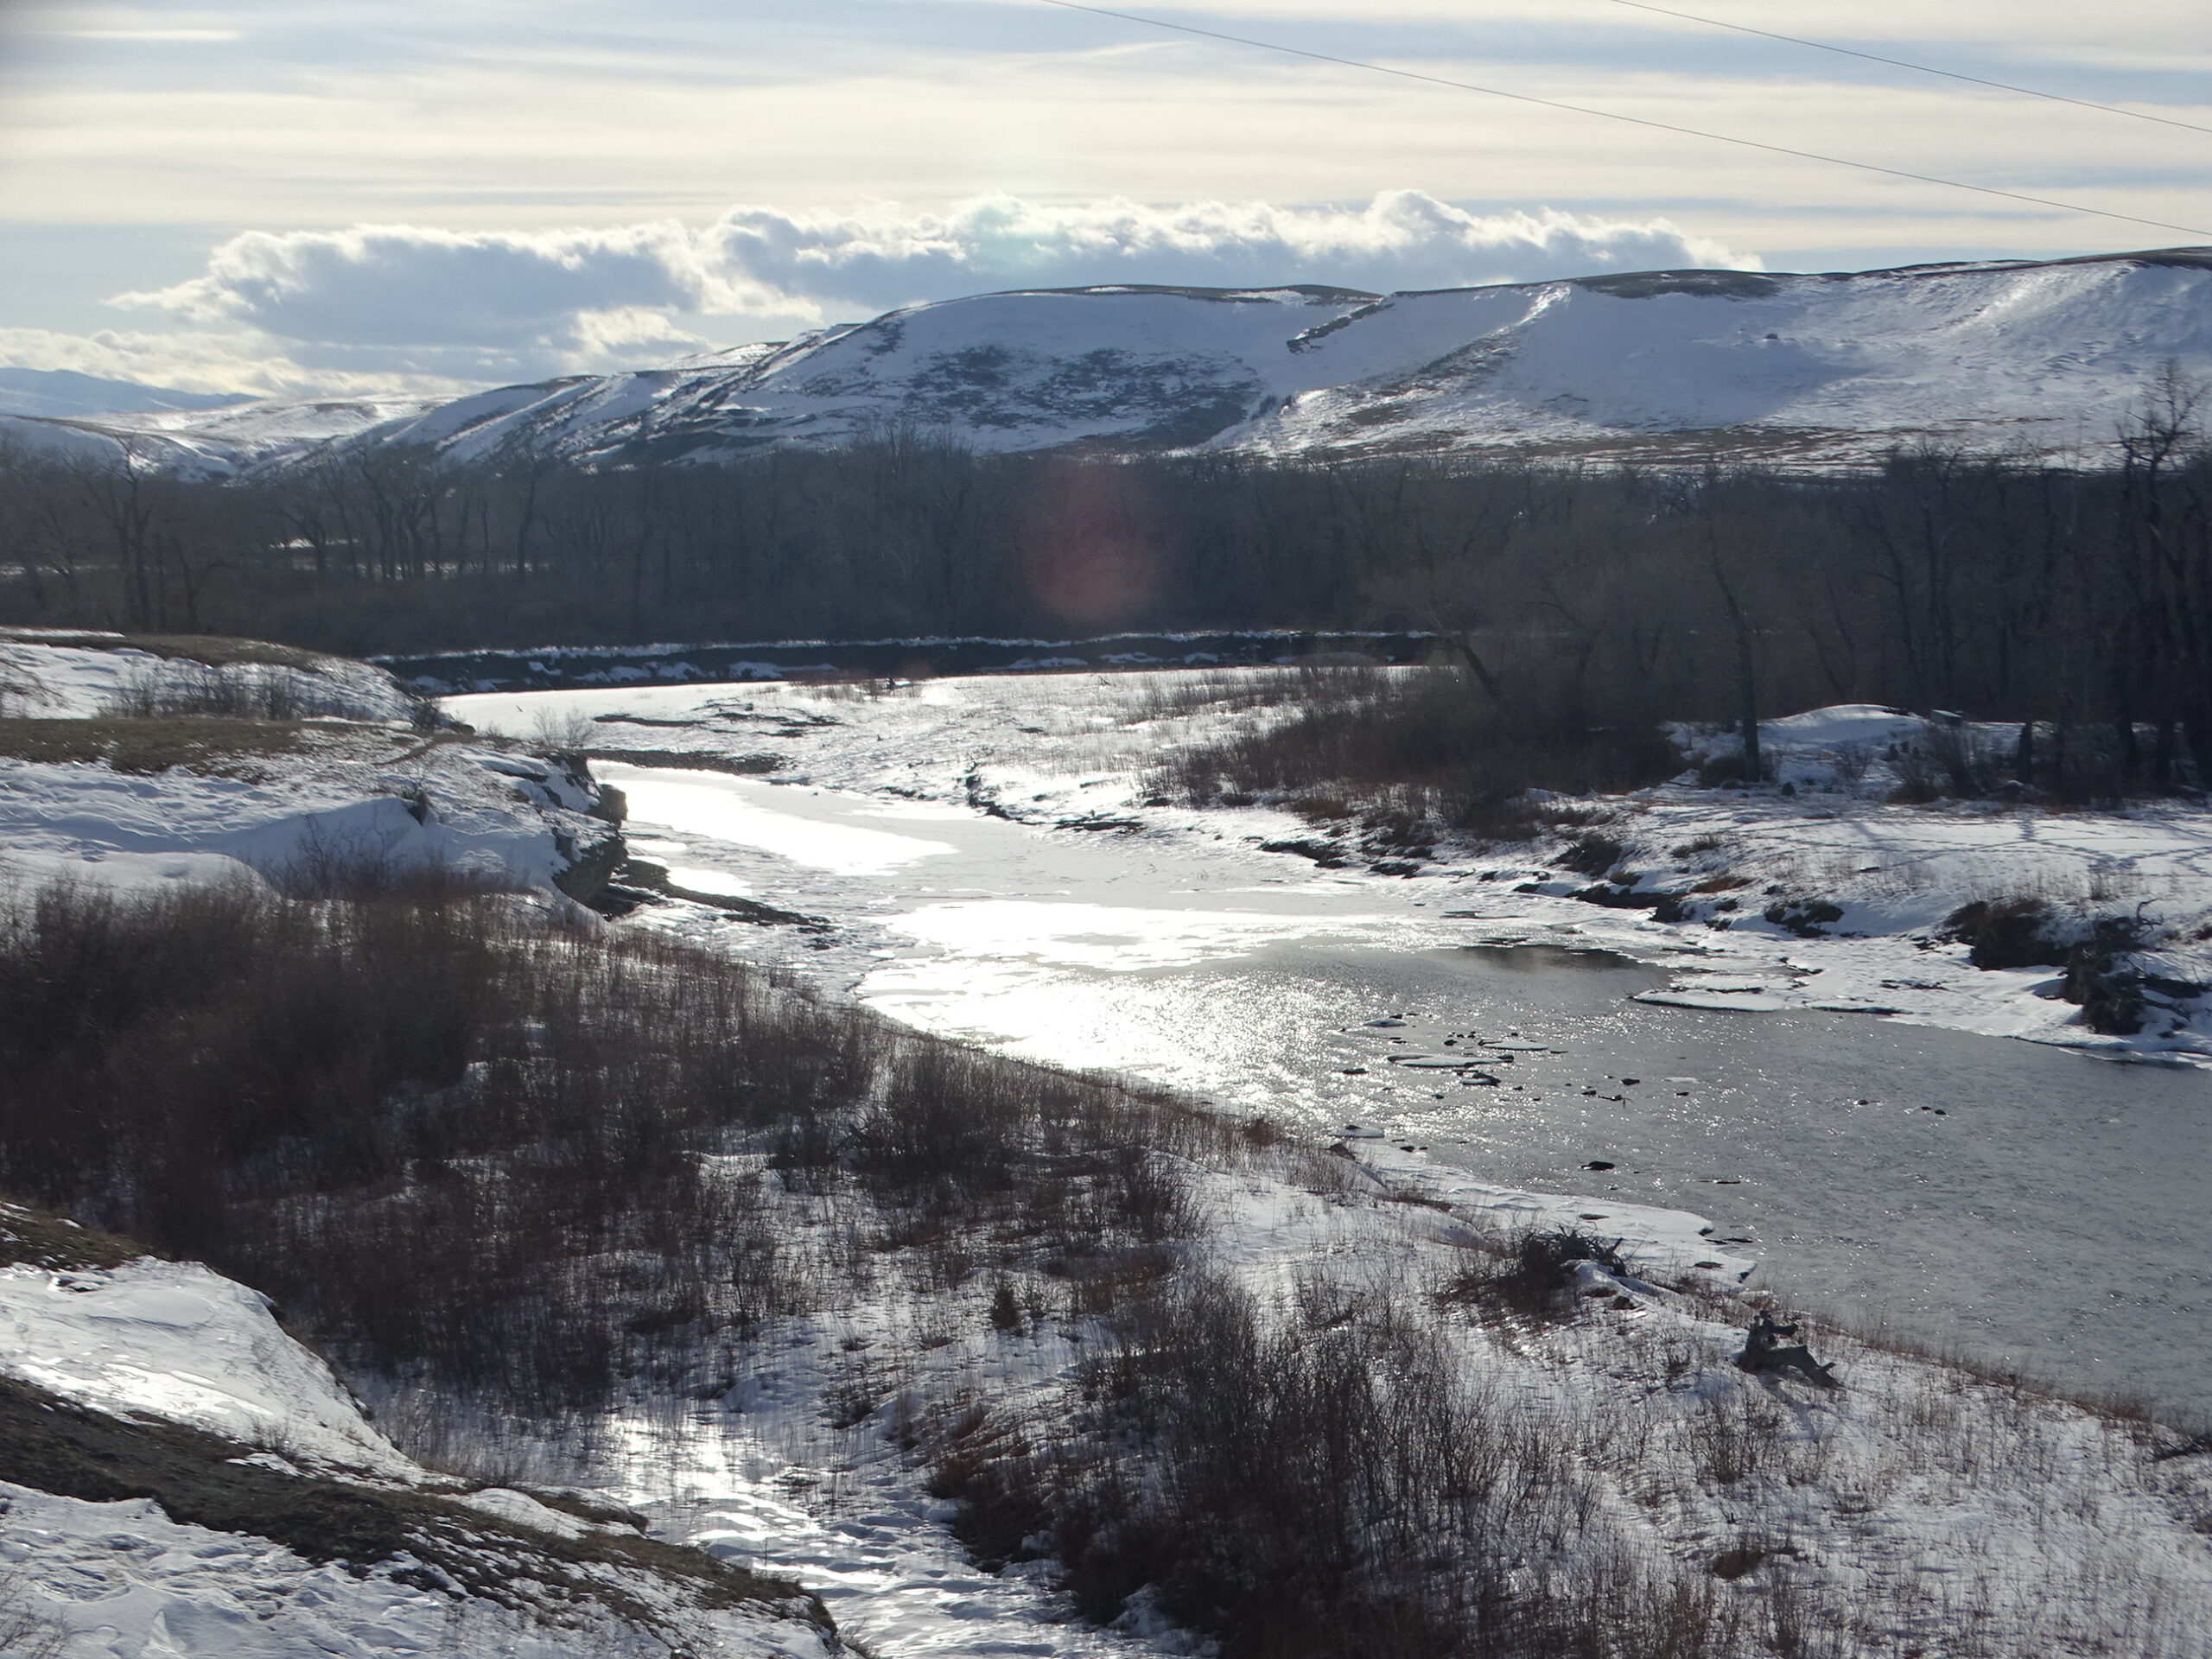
(0, 395), (439, 480)
(0, 367), (248, 422)
(15, 249), (2212, 474)
(0, 1207), (838, 1659)
(0, 629), (622, 900)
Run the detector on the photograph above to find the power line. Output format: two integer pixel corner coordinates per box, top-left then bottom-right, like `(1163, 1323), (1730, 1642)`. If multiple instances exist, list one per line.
(1029, 0), (2212, 242)
(1608, 0), (2212, 140)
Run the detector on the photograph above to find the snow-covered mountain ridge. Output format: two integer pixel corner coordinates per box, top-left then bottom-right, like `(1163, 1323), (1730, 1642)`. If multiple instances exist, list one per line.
(10, 248), (2212, 475)
(0, 366), (251, 421)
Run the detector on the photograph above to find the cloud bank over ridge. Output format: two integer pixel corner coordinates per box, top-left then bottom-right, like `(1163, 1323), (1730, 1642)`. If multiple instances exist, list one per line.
(85, 193), (1753, 397)
(701, 192), (1751, 313)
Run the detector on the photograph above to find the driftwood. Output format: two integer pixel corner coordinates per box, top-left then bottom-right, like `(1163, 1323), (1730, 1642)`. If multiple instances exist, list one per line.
(1735, 1311), (1840, 1389)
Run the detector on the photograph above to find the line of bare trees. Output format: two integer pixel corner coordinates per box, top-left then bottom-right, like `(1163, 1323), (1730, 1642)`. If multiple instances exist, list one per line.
(4, 378), (2210, 785)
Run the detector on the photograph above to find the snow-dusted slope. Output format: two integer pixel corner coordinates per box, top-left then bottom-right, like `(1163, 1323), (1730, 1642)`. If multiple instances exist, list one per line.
(0, 395), (440, 480)
(0, 1251), (420, 1478)
(572, 251), (2212, 467)
(372, 252), (2212, 468)
(0, 367), (249, 421)
(0, 632), (622, 900)
(15, 249), (2210, 475)
(0, 1216), (838, 1659)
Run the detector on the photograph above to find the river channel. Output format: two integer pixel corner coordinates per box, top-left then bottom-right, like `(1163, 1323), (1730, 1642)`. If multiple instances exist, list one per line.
(455, 696), (2212, 1419)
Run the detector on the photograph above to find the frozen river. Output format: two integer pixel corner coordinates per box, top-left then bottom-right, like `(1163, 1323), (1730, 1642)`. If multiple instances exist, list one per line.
(454, 691), (2212, 1419)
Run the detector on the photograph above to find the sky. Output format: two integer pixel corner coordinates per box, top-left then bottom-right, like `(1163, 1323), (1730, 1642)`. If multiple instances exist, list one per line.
(0, 0), (2207, 400)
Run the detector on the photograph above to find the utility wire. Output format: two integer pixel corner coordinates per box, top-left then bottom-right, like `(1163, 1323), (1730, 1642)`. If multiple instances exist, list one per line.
(1030, 0), (2212, 242)
(1608, 0), (2212, 140)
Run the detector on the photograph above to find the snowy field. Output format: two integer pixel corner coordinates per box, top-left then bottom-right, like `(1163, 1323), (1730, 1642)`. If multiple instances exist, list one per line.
(10, 1165), (2212, 1659)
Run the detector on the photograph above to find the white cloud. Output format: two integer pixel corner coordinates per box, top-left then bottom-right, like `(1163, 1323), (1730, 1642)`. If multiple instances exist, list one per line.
(705, 192), (1754, 312)
(119, 223), (710, 351)
(95, 192), (1753, 391)
(0, 326), (477, 402)
(53, 29), (242, 40)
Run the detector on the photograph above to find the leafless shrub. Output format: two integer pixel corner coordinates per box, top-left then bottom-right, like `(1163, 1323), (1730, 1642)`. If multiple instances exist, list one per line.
(850, 1044), (1030, 1194)
(0, 1573), (65, 1659)
(931, 1268), (1779, 1658)
(1696, 747), (1768, 787)
(0, 658), (48, 718)
(1554, 831), (1626, 877)
(1942, 896), (2069, 969)
(1145, 665), (1677, 844)
(1281, 1144), (1370, 1199)
(527, 704), (598, 754)
(1827, 741), (1874, 786)
(103, 659), (347, 721)
(1121, 667), (1306, 724)
(1687, 1382), (1787, 1486)
(1890, 719), (2007, 802)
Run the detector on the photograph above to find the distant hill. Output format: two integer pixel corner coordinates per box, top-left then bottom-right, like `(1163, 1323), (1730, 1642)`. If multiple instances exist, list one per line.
(0, 365), (251, 420)
(13, 248), (2212, 475)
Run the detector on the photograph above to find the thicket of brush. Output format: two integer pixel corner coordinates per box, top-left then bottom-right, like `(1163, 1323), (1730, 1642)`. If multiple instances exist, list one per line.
(101, 660), (318, 721)
(1142, 663), (1680, 836)
(935, 1271), (1792, 1659)
(0, 875), (1213, 1416)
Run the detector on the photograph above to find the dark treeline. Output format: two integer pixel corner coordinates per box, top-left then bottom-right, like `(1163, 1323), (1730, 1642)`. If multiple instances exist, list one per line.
(6, 372), (2211, 780)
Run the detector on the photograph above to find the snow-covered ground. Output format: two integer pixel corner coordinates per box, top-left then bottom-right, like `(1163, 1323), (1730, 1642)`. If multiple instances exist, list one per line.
(4, 638), (2210, 1655)
(0, 632), (617, 899)
(0, 1215), (839, 1659)
(0, 1253), (416, 1478)
(9, 1143), (2211, 1658)
(0, 628), (409, 724)
(353, 1141), (2212, 1659)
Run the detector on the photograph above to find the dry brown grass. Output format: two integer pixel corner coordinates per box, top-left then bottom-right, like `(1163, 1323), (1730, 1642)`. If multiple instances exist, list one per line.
(0, 715), (304, 772)
(0, 628), (339, 673)
(0, 1198), (145, 1272)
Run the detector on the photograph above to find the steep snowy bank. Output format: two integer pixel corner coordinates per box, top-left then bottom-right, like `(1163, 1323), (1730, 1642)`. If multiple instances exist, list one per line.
(0, 1208), (836, 1659)
(0, 1252), (416, 1478)
(0, 631), (621, 900)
